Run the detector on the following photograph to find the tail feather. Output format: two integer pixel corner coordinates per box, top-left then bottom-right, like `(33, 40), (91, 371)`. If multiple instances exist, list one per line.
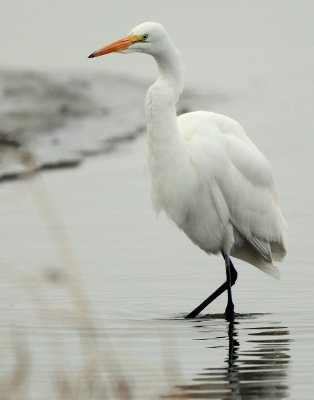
(231, 244), (281, 279)
(271, 241), (286, 261)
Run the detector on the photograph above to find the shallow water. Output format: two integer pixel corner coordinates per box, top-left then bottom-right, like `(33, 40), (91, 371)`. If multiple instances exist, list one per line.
(0, 137), (313, 399)
(1, 2), (313, 397)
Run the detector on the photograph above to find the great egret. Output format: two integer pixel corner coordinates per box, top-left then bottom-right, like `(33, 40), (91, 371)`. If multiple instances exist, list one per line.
(88, 22), (287, 321)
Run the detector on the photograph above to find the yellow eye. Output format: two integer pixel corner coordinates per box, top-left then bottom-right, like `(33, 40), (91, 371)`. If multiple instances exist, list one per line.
(142, 34), (148, 41)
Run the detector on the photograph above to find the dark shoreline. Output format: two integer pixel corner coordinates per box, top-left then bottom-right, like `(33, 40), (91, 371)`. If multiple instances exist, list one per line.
(0, 69), (201, 182)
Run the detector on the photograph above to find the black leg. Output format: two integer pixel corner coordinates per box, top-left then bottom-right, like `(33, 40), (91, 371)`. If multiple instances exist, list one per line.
(223, 253), (235, 322)
(185, 254), (238, 319)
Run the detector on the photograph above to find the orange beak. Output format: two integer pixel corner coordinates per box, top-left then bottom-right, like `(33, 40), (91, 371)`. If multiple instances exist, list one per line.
(88, 35), (139, 58)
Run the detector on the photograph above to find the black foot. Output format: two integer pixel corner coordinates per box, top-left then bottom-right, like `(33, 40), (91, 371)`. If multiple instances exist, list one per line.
(225, 303), (235, 322)
(185, 258), (238, 319)
(185, 280), (228, 319)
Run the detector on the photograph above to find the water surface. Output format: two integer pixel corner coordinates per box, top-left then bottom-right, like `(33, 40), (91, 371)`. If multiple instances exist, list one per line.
(0, 138), (313, 399)
(0, 1), (313, 397)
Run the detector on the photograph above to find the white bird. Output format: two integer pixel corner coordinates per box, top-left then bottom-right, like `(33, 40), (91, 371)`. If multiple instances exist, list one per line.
(88, 22), (287, 321)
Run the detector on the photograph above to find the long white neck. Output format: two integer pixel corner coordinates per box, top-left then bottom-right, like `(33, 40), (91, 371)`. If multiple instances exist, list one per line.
(145, 42), (193, 223)
(155, 45), (184, 102)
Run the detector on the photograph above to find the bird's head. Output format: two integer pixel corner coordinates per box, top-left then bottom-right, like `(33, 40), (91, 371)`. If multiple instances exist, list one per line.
(88, 22), (171, 59)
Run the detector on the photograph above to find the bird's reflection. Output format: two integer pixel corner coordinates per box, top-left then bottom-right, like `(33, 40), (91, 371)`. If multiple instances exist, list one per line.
(164, 315), (290, 399)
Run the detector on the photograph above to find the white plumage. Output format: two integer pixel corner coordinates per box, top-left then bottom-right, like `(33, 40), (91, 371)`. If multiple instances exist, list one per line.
(89, 21), (287, 317)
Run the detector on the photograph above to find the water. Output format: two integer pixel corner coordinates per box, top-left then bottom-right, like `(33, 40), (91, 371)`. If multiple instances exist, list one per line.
(0, 136), (313, 399)
(1, 1), (313, 398)
(164, 317), (291, 399)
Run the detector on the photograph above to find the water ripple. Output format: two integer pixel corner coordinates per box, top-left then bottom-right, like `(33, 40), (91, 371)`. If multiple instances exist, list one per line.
(163, 318), (291, 399)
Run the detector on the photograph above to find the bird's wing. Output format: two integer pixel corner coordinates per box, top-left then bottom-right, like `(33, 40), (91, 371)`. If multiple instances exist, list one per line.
(178, 111), (286, 262)
(216, 116), (287, 260)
